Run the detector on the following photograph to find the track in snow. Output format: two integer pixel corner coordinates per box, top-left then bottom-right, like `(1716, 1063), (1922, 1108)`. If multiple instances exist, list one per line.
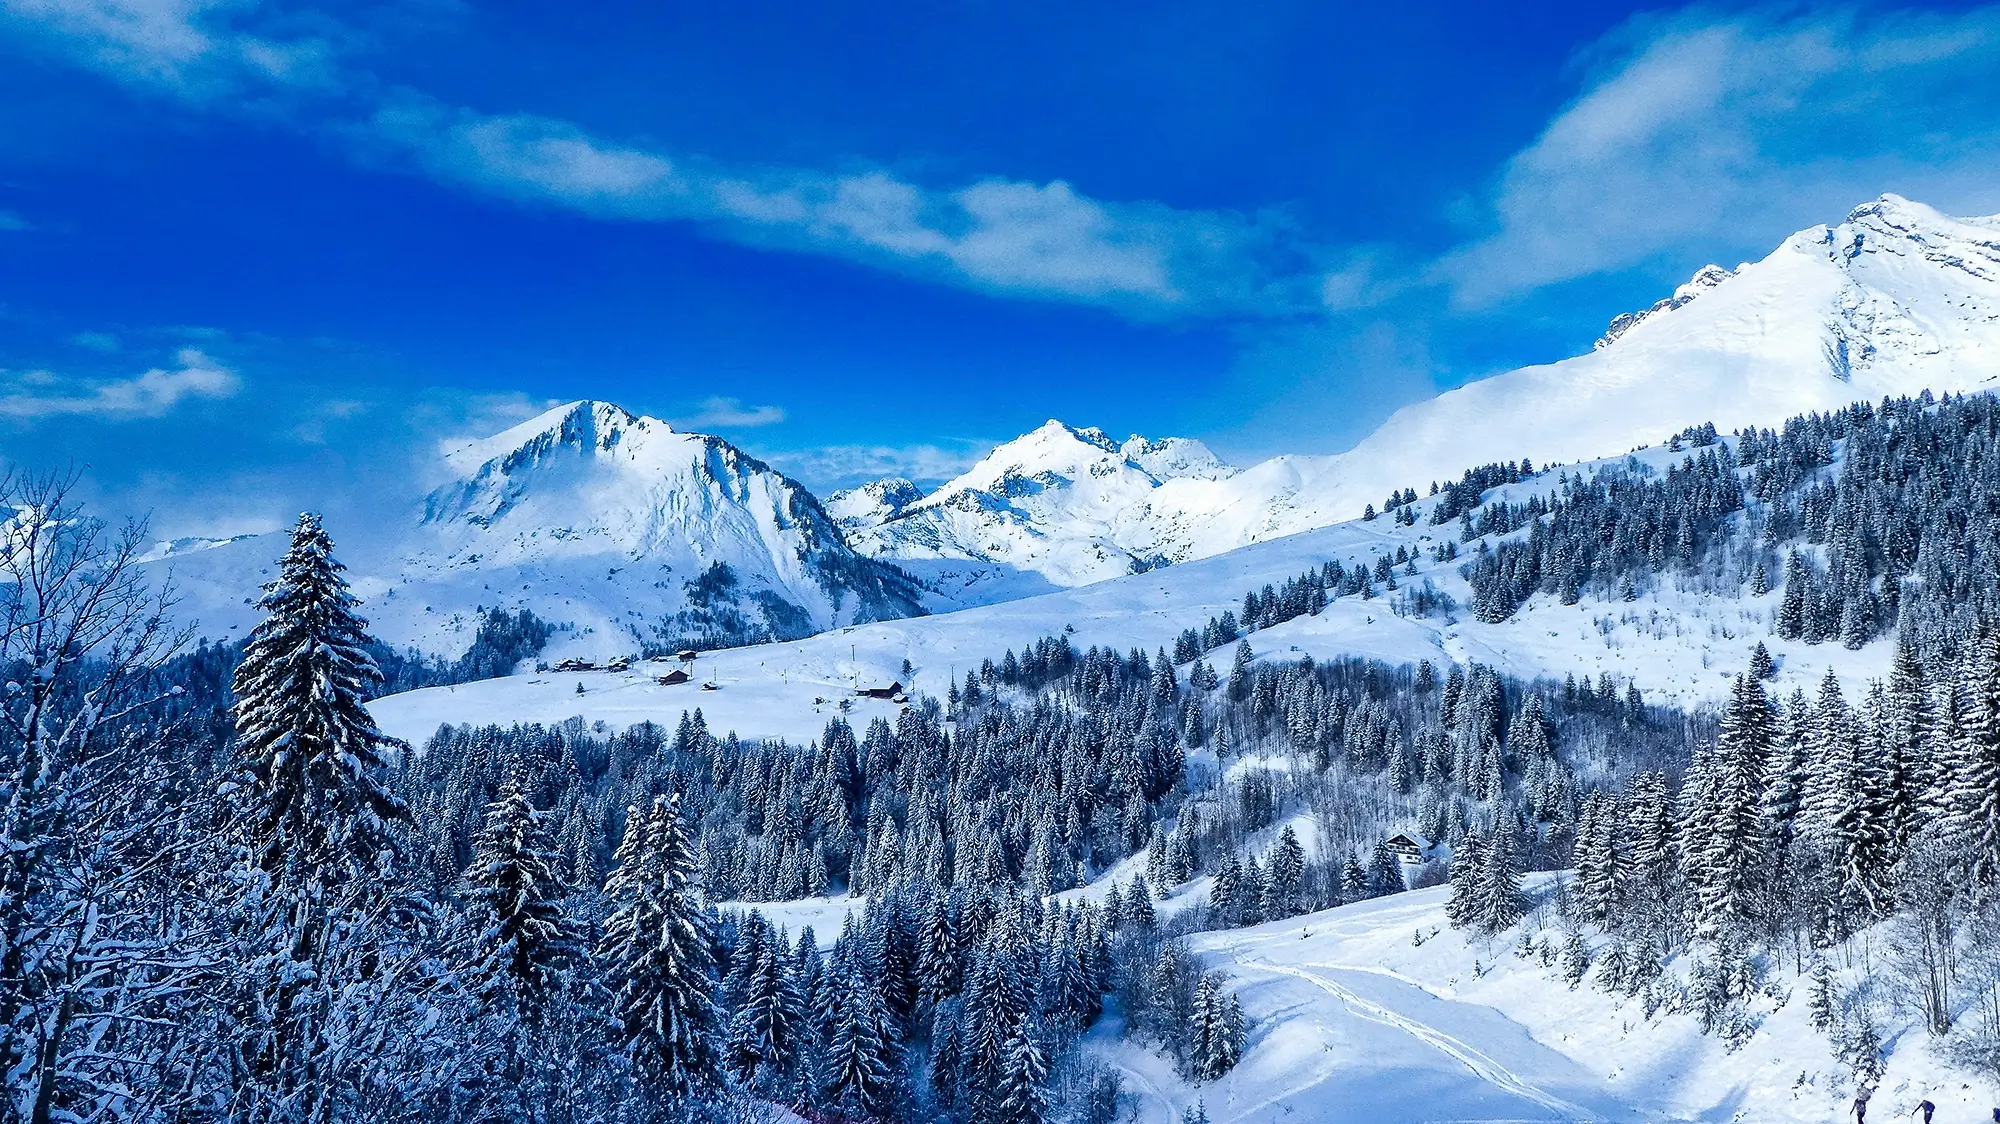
(1238, 960), (1602, 1122)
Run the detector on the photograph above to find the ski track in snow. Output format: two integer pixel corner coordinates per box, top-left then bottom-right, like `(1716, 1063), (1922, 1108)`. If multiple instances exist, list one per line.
(1235, 961), (1600, 1122)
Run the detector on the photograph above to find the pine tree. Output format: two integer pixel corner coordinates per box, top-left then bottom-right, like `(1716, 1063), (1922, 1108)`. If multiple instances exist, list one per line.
(1265, 826), (1306, 918)
(232, 512), (406, 875)
(917, 895), (962, 1007)
(1776, 552), (1809, 640)
(1365, 841), (1405, 898)
(1949, 633), (2000, 882)
(1748, 641), (1775, 680)
(1808, 958), (1838, 1031)
(829, 967), (898, 1115)
(1125, 876), (1158, 929)
(995, 1022), (1050, 1124)
(599, 795), (722, 1100)
(1575, 792), (1620, 922)
(1228, 641), (1254, 702)
(726, 936), (806, 1093)
(1187, 975), (1243, 1080)
(1445, 831), (1485, 930)
(1560, 930), (1589, 988)
(1687, 675), (1773, 928)
(1209, 851), (1242, 927)
(465, 775), (582, 1014)
(1476, 819), (1530, 933)
(1885, 637), (1932, 845)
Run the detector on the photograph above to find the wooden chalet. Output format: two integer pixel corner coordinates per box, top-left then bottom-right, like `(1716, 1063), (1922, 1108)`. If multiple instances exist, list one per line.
(1383, 832), (1432, 864)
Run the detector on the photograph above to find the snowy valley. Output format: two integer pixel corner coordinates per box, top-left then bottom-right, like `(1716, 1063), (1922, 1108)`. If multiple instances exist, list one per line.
(28, 193), (2000, 1124)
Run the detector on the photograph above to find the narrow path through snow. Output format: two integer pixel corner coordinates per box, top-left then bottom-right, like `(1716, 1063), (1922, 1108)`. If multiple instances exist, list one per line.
(1237, 960), (1600, 1121)
(1176, 890), (1677, 1124)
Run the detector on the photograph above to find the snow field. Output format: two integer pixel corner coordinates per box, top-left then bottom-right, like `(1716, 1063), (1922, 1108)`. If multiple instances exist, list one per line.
(1085, 877), (1997, 1124)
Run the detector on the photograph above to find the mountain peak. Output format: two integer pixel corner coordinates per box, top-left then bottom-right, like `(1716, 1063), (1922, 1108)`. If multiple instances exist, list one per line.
(444, 399), (662, 475)
(1845, 192), (1942, 228)
(1595, 263), (1736, 350)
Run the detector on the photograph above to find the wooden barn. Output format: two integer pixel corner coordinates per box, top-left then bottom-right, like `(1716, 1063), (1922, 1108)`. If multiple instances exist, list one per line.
(655, 669), (691, 686)
(855, 681), (904, 700)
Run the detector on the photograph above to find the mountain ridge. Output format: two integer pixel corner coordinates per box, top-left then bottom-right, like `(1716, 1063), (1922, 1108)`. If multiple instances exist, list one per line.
(148, 399), (926, 661)
(835, 193), (2000, 601)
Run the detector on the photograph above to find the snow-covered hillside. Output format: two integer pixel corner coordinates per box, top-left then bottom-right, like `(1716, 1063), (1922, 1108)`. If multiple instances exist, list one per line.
(369, 438), (1896, 747)
(1084, 878), (1993, 1124)
(150, 401), (924, 660)
(836, 195), (2000, 600)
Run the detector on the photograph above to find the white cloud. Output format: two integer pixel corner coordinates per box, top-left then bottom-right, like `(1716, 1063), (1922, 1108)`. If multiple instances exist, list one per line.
(6, 1), (1312, 317)
(69, 330), (120, 351)
(764, 440), (992, 491)
(291, 396), (367, 444)
(0, 209), (30, 231)
(362, 97), (1308, 316)
(676, 396), (785, 430)
(0, 0), (337, 96)
(1437, 7), (2000, 304)
(0, 348), (240, 419)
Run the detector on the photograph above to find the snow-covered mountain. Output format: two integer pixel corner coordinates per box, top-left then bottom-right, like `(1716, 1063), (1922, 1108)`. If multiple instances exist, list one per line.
(1171, 193), (2000, 547)
(838, 194), (2000, 600)
(830, 420), (1237, 594)
(150, 401), (925, 660)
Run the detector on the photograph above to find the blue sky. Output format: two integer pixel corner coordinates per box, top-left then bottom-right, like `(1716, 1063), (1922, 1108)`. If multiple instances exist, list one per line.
(4, 0), (2000, 534)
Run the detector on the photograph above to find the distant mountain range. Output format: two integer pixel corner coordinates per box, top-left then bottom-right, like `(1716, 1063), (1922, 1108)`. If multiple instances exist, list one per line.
(835, 193), (2000, 600)
(147, 194), (2000, 659)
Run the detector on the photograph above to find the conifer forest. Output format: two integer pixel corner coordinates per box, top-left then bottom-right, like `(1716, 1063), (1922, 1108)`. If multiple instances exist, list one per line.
(11, 391), (2000, 1122)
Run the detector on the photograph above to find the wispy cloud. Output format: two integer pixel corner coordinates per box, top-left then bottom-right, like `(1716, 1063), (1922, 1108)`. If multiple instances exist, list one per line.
(0, 0), (337, 97)
(359, 98), (1311, 315)
(1436, 7), (2000, 305)
(765, 440), (992, 491)
(291, 395), (367, 444)
(0, 1), (1317, 318)
(676, 396), (786, 430)
(0, 209), (30, 231)
(69, 330), (120, 351)
(0, 347), (240, 419)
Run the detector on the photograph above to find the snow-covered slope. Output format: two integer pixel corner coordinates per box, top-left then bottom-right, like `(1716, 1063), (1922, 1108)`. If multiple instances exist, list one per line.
(369, 438), (1900, 747)
(1149, 194), (2000, 556)
(838, 195), (2000, 601)
(1168, 194), (2000, 547)
(1079, 878), (1994, 1124)
(149, 401), (924, 659)
(832, 421), (1236, 595)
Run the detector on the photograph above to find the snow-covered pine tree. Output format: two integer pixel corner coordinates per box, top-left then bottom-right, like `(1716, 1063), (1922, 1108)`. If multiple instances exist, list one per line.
(465, 774), (582, 1015)
(995, 1021), (1050, 1124)
(1125, 876), (1157, 929)
(725, 932), (805, 1093)
(599, 795), (722, 1101)
(1476, 817), (1530, 933)
(1575, 791), (1620, 922)
(828, 965), (898, 1115)
(1687, 675), (1773, 930)
(1445, 831), (1486, 929)
(1948, 633), (2000, 882)
(1560, 929), (1589, 988)
(1185, 973), (1246, 1082)
(1209, 850), (1242, 926)
(232, 512), (407, 876)
(1365, 841), (1405, 898)
(1228, 641), (1254, 701)
(1264, 826), (1306, 918)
